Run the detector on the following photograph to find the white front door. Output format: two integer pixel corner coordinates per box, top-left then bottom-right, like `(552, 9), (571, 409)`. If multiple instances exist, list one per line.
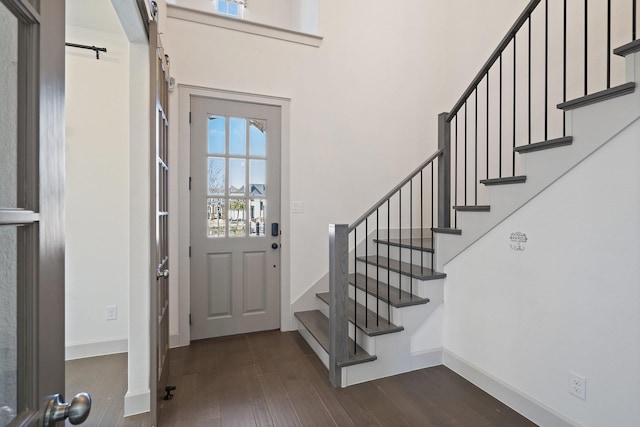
(190, 97), (281, 340)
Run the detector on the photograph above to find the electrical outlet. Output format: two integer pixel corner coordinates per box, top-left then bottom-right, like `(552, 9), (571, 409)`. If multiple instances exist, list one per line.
(568, 372), (586, 400)
(106, 305), (117, 321)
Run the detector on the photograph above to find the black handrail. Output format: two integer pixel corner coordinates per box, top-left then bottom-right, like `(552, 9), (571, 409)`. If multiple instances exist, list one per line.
(447, 0), (541, 121)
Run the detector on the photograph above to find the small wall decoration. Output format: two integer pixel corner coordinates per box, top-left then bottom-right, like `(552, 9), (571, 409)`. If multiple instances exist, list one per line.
(510, 231), (528, 251)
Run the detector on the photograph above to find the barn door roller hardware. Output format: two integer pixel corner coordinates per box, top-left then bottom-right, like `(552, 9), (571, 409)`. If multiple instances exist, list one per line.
(65, 42), (107, 60)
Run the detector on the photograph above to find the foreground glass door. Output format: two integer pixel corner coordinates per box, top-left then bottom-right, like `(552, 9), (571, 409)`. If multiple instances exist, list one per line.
(0, 2), (26, 423)
(0, 1), (90, 425)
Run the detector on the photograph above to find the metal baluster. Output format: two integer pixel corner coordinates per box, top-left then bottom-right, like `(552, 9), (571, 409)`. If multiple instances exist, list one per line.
(376, 209), (379, 327)
(634, 0), (637, 40)
(607, 0), (611, 89)
(513, 35), (517, 176)
(545, 0), (549, 140)
(475, 88), (478, 205)
(420, 170), (424, 273)
(486, 73), (490, 179)
(499, 53), (503, 178)
(365, 218), (368, 329)
(454, 116), (458, 228)
(387, 199), (391, 322)
(410, 179), (413, 298)
(584, 0), (588, 95)
(431, 164), (434, 274)
(564, 0), (567, 136)
(399, 188), (402, 300)
(353, 228), (357, 355)
(529, 15), (532, 144)
(464, 101), (468, 205)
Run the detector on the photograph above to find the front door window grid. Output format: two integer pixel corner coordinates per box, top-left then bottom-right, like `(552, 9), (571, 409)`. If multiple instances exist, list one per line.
(207, 116), (267, 238)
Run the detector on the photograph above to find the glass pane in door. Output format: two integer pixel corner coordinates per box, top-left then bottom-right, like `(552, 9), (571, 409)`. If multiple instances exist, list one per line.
(229, 117), (246, 155)
(0, 3), (18, 208)
(208, 115), (225, 154)
(0, 226), (18, 426)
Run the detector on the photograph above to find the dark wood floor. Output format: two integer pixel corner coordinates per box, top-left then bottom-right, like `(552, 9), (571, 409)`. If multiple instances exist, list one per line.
(66, 353), (149, 427)
(159, 330), (537, 427)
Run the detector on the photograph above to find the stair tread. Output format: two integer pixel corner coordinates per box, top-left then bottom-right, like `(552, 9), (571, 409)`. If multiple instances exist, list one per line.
(557, 82), (635, 111)
(480, 176), (526, 186)
(432, 227), (462, 235)
(316, 292), (404, 336)
(514, 136), (573, 153)
(453, 205), (491, 212)
(357, 255), (446, 281)
(614, 39), (640, 57)
(294, 310), (377, 367)
(349, 273), (430, 308)
(374, 236), (434, 252)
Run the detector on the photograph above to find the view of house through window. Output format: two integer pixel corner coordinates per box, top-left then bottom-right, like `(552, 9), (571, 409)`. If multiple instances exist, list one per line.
(207, 115), (267, 237)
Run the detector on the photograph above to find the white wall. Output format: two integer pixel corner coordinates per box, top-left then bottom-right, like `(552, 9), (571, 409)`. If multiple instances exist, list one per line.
(442, 117), (640, 425)
(65, 24), (131, 359)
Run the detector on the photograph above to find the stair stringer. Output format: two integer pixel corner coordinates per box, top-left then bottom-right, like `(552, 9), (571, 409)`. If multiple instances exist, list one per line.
(435, 51), (640, 271)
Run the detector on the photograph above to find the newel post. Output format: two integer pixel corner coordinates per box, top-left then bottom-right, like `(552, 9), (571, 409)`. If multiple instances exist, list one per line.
(438, 112), (451, 229)
(329, 224), (349, 388)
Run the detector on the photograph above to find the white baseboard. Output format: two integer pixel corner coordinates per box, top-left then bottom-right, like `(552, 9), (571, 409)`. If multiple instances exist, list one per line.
(65, 338), (128, 361)
(124, 389), (150, 417)
(169, 333), (181, 348)
(443, 349), (580, 427)
(410, 347), (443, 370)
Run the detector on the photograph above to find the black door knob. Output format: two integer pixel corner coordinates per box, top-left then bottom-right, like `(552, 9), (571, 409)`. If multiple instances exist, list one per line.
(272, 243), (279, 249)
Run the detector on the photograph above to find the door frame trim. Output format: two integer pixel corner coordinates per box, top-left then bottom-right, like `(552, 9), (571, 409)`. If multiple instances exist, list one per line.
(176, 85), (292, 347)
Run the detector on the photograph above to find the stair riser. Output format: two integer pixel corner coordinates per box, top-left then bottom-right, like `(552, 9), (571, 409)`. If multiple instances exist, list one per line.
(348, 322), (376, 354)
(350, 286), (402, 323)
(385, 246), (434, 267)
(317, 303), (377, 353)
(357, 229), (434, 257)
(296, 319), (330, 369)
(353, 265), (431, 298)
(375, 228), (434, 240)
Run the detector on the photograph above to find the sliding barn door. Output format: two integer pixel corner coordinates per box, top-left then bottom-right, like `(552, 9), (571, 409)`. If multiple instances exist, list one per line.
(149, 4), (171, 425)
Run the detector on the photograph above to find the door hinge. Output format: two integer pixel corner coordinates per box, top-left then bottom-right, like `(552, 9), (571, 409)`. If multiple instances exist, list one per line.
(189, 176), (191, 190)
(189, 246), (191, 257)
(189, 313), (192, 326)
(189, 111), (191, 123)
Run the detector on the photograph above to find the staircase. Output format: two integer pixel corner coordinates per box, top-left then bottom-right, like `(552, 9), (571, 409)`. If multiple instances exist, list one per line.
(295, 228), (446, 386)
(293, 0), (640, 389)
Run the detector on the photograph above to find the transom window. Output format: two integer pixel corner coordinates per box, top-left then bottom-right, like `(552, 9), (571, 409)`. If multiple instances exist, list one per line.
(215, 0), (246, 18)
